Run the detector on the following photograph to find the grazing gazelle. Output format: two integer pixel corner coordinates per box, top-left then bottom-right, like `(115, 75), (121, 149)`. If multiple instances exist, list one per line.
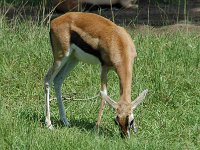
(44, 12), (148, 138)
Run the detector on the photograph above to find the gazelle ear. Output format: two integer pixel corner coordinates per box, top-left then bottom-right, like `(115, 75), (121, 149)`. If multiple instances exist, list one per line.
(100, 91), (117, 109)
(132, 89), (148, 110)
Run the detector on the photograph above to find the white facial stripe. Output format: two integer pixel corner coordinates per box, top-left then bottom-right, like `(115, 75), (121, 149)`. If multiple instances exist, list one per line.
(129, 114), (134, 122)
(127, 130), (130, 138)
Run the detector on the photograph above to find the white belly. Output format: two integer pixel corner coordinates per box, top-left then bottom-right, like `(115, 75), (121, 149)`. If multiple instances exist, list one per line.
(71, 44), (100, 65)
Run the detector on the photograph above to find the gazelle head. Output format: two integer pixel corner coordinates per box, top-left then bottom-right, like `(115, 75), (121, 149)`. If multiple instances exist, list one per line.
(100, 89), (148, 138)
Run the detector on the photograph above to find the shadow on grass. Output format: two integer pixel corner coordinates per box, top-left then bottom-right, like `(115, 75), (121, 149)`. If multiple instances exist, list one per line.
(69, 118), (115, 138)
(50, 118), (115, 138)
(18, 110), (115, 138)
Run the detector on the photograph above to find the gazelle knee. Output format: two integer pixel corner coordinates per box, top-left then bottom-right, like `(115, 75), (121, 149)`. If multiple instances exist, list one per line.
(44, 82), (50, 92)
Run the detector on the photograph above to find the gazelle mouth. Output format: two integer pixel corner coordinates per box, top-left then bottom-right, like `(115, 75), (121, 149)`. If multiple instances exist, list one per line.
(120, 131), (130, 138)
(120, 128), (130, 138)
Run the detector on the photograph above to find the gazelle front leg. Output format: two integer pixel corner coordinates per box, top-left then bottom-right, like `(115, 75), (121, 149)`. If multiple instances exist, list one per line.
(96, 66), (109, 128)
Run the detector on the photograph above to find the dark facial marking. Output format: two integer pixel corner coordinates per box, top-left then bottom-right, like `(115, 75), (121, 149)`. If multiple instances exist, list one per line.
(130, 119), (134, 128)
(115, 116), (129, 128)
(114, 116), (131, 138)
(125, 116), (129, 127)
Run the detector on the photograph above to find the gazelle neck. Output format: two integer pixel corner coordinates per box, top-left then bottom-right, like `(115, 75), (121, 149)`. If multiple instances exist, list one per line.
(118, 63), (133, 103)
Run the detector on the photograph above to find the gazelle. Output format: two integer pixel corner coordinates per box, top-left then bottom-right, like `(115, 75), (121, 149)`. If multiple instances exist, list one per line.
(44, 12), (148, 138)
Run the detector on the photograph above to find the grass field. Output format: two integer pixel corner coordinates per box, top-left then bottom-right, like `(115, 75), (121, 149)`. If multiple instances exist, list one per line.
(0, 12), (200, 149)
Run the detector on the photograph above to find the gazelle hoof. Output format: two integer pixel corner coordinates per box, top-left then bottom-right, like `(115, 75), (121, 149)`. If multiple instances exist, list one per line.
(47, 124), (54, 130)
(94, 124), (100, 134)
(62, 119), (70, 127)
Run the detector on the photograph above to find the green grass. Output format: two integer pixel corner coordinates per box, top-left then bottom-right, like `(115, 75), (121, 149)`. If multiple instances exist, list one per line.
(0, 15), (200, 149)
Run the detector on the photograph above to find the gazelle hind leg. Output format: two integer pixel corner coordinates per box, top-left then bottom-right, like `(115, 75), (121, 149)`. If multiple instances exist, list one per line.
(44, 26), (72, 128)
(96, 66), (109, 128)
(44, 62), (62, 129)
(53, 56), (78, 126)
(44, 55), (71, 129)
(44, 75), (52, 129)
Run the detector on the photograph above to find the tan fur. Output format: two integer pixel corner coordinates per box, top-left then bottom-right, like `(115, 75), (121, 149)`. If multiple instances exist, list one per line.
(45, 12), (137, 137)
(117, 101), (133, 117)
(71, 25), (99, 49)
(50, 12), (136, 99)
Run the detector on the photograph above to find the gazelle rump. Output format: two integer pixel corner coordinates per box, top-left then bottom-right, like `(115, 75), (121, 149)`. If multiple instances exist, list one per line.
(44, 12), (148, 138)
